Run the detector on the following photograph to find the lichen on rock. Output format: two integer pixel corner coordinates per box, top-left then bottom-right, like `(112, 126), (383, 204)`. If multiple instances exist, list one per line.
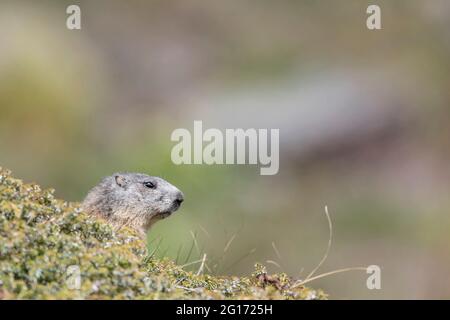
(0, 167), (326, 299)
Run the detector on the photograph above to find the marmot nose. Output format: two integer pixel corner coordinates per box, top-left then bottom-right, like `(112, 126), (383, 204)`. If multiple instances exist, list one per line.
(174, 191), (184, 205)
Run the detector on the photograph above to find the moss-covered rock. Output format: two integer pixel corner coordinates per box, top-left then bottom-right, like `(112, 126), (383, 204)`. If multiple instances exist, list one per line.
(0, 167), (325, 299)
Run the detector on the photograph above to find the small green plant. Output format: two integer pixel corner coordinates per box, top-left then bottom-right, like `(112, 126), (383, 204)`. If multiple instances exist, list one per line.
(0, 167), (326, 299)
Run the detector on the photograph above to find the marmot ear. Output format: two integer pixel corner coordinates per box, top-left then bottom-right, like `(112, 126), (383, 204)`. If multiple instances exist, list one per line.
(114, 175), (128, 188)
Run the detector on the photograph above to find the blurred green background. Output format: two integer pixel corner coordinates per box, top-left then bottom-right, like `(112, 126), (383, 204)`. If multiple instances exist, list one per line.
(1, 0), (449, 299)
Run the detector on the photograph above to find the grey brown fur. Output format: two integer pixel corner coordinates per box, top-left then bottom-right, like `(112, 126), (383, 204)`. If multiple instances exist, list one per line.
(82, 173), (184, 237)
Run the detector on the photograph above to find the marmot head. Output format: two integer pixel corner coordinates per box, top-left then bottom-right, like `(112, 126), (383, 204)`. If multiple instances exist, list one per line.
(82, 172), (184, 236)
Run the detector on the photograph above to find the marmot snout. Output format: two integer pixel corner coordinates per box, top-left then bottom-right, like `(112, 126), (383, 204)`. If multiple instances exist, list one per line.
(82, 172), (184, 237)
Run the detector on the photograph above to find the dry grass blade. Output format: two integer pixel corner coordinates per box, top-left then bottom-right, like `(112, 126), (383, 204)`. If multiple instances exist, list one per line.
(223, 247), (257, 272)
(204, 262), (213, 273)
(175, 244), (183, 265)
(266, 260), (282, 270)
(223, 234), (236, 253)
(199, 224), (211, 238)
(180, 257), (205, 269)
(196, 253), (207, 275)
(305, 205), (333, 281)
(145, 236), (163, 262)
(292, 267), (367, 288)
(291, 206), (368, 288)
(183, 233), (196, 264)
(272, 242), (282, 261)
(190, 230), (201, 256)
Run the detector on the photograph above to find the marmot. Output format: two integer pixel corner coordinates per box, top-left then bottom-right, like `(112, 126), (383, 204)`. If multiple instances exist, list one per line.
(82, 173), (184, 237)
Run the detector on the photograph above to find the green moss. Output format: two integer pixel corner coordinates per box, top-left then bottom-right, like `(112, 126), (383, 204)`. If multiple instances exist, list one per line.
(0, 167), (325, 300)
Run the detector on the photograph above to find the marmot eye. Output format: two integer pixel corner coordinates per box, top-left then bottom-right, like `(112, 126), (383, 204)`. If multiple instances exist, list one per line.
(143, 181), (156, 189)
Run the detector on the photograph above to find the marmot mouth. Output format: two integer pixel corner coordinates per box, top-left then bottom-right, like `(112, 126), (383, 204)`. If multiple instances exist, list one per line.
(156, 209), (175, 219)
(155, 200), (183, 219)
(157, 204), (181, 219)
(158, 211), (172, 218)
